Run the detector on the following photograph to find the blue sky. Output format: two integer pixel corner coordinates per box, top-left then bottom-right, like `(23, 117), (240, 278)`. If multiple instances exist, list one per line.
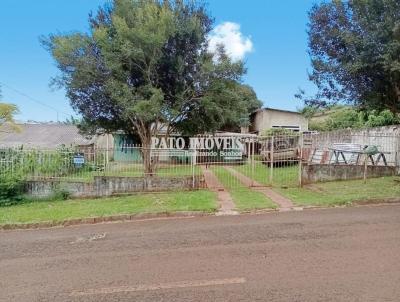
(0, 0), (317, 122)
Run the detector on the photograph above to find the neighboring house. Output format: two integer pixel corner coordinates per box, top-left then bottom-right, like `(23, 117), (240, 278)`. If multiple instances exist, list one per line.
(113, 132), (142, 162)
(250, 108), (309, 134)
(0, 123), (112, 155)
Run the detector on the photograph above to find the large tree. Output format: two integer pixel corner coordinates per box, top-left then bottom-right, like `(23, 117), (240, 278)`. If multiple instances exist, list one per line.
(300, 0), (400, 113)
(43, 0), (260, 174)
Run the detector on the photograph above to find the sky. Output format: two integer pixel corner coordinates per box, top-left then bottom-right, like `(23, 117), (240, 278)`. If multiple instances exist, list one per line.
(0, 0), (317, 122)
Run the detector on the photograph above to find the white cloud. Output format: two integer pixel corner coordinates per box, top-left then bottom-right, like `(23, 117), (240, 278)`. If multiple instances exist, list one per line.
(208, 22), (253, 61)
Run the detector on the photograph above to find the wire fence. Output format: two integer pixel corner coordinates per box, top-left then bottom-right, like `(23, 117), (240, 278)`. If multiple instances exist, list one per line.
(1, 132), (399, 190)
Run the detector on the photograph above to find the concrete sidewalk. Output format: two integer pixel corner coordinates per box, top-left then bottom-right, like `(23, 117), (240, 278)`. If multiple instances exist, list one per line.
(200, 165), (238, 215)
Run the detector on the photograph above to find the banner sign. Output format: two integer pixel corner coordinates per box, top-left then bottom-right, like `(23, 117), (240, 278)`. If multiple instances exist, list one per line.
(151, 136), (250, 160)
(151, 137), (245, 150)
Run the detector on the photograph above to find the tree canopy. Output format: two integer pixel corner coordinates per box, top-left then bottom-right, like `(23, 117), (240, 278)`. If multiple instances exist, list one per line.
(43, 0), (260, 173)
(43, 2), (259, 134)
(299, 0), (400, 113)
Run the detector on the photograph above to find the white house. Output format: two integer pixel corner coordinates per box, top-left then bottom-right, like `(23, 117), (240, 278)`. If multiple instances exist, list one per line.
(250, 108), (309, 134)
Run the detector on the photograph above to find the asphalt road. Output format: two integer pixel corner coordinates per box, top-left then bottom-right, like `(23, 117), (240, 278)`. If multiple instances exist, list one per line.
(1, 205), (400, 302)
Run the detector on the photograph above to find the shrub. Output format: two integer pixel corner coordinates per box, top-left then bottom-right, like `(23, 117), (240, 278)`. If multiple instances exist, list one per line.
(309, 107), (400, 131)
(0, 173), (25, 206)
(51, 185), (71, 200)
(262, 128), (296, 136)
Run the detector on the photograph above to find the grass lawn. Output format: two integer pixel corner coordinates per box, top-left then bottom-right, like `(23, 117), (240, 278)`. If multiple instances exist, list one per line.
(211, 166), (277, 211)
(277, 176), (400, 207)
(233, 163), (400, 207)
(233, 162), (299, 187)
(0, 190), (217, 225)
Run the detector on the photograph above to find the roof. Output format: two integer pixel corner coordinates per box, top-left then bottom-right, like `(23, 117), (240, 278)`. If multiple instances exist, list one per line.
(0, 123), (95, 149)
(253, 107), (302, 115)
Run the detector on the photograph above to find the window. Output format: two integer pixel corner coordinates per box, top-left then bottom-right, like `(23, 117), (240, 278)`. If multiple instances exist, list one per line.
(271, 125), (300, 132)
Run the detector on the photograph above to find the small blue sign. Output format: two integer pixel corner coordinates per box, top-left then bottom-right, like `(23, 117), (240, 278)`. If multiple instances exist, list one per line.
(73, 154), (85, 167)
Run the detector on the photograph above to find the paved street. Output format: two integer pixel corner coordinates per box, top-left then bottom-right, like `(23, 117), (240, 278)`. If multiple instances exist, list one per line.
(1, 205), (400, 302)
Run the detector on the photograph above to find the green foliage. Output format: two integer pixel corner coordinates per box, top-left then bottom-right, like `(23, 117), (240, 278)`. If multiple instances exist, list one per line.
(309, 107), (400, 131)
(299, 0), (400, 113)
(299, 105), (319, 119)
(0, 190), (217, 224)
(365, 110), (400, 128)
(0, 173), (25, 206)
(62, 116), (81, 125)
(0, 149), (26, 206)
(43, 0), (261, 144)
(51, 185), (71, 201)
(0, 103), (20, 132)
(262, 128), (295, 136)
(0, 84), (20, 132)
(0, 146), (76, 205)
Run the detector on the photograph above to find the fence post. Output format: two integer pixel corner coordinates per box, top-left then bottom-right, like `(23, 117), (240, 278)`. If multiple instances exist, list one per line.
(192, 149), (195, 189)
(269, 136), (274, 185)
(105, 133), (109, 166)
(363, 154), (368, 184)
(298, 133), (303, 187)
(251, 137), (255, 187)
(396, 135), (400, 174)
(103, 147), (107, 176)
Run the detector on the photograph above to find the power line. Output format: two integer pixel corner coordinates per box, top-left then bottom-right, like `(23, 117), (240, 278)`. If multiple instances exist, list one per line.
(0, 81), (72, 121)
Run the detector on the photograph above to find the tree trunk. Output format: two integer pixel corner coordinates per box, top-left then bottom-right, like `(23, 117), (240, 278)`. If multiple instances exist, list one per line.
(137, 125), (159, 177)
(141, 135), (156, 176)
(141, 136), (157, 176)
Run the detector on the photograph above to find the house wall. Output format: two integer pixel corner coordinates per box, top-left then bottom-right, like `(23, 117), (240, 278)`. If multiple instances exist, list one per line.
(94, 133), (114, 149)
(113, 134), (142, 162)
(251, 110), (309, 134)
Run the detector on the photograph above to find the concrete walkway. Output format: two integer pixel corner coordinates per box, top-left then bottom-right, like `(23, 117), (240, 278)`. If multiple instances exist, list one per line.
(200, 166), (238, 215)
(224, 166), (295, 210)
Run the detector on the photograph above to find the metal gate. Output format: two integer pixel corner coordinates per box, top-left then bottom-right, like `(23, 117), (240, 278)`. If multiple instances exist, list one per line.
(195, 133), (303, 190)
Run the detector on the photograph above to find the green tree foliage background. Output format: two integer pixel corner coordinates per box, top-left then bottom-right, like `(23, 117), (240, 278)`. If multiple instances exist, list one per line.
(304, 106), (400, 131)
(43, 0), (261, 173)
(298, 0), (400, 114)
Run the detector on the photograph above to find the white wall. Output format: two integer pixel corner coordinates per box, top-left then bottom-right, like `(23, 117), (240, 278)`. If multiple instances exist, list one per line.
(251, 109), (309, 133)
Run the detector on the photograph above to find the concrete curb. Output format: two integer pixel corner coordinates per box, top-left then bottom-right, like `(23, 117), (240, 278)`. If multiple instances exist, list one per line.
(0, 211), (214, 231)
